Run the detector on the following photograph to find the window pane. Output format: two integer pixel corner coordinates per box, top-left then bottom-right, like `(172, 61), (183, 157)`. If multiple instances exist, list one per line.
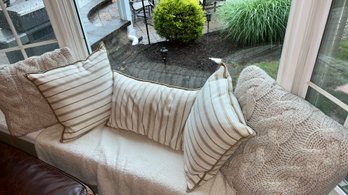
(306, 87), (347, 125)
(310, 0), (348, 105)
(74, 0), (121, 50)
(75, 0), (290, 88)
(307, 0), (348, 193)
(0, 50), (9, 66)
(25, 43), (59, 58)
(0, 7), (22, 64)
(0, 0), (58, 64)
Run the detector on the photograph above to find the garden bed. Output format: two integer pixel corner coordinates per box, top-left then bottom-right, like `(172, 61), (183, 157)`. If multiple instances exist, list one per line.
(131, 31), (240, 73)
(108, 31), (281, 88)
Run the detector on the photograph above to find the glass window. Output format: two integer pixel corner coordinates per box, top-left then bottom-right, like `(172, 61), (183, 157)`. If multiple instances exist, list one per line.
(73, 0), (291, 88)
(307, 0), (348, 126)
(305, 0), (348, 192)
(0, 50), (9, 66)
(0, 0), (58, 64)
(74, 0), (122, 51)
(307, 88), (347, 124)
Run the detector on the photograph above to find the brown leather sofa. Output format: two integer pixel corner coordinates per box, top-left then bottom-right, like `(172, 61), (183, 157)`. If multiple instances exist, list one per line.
(0, 142), (94, 195)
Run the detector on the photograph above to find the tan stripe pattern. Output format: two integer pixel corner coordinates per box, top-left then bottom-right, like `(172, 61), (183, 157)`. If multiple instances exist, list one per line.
(107, 72), (197, 151)
(26, 48), (113, 142)
(183, 64), (256, 192)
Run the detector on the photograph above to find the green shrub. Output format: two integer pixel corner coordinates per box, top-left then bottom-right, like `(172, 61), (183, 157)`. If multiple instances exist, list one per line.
(217, 0), (291, 45)
(153, 0), (206, 44)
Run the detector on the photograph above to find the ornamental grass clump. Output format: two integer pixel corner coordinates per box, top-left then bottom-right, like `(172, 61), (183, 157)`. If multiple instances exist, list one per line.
(153, 0), (206, 44)
(217, 0), (291, 46)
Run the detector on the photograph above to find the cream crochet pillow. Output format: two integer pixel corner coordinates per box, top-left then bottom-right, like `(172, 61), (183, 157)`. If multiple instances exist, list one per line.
(221, 65), (348, 195)
(0, 48), (75, 136)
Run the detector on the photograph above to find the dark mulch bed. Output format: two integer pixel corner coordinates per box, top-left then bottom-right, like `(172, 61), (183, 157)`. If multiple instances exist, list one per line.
(127, 31), (241, 73)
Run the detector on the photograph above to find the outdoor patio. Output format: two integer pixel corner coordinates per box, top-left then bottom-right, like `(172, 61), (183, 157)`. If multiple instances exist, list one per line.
(86, 0), (222, 45)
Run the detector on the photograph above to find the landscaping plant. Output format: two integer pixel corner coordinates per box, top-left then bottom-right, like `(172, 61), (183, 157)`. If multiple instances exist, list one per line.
(153, 0), (206, 44)
(217, 0), (291, 45)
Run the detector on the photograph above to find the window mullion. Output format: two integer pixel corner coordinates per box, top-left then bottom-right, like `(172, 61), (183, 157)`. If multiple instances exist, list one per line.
(0, 0), (28, 59)
(277, 0), (332, 97)
(44, 0), (89, 59)
(332, 186), (348, 195)
(0, 40), (58, 53)
(308, 82), (348, 112)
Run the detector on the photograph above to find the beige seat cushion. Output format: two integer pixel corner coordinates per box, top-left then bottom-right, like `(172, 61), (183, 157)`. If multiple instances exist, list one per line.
(35, 124), (236, 195)
(221, 65), (348, 195)
(0, 48), (75, 136)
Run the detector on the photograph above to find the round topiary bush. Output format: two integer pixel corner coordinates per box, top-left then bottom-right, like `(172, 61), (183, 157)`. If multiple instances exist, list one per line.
(217, 0), (291, 46)
(153, 0), (206, 44)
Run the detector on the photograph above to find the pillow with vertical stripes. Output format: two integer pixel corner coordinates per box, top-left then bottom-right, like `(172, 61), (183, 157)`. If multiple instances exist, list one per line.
(183, 64), (256, 192)
(107, 72), (197, 151)
(26, 47), (113, 142)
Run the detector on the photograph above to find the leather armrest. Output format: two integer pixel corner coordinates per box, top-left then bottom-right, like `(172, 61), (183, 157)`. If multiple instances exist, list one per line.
(0, 142), (94, 195)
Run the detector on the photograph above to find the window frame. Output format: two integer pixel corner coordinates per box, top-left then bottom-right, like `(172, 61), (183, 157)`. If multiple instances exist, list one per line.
(277, 0), (348, 128)
(333, 186), (348, 195)
(46, 0), (347, 124)
(277, 0), (332, 97)
(0, 0), (59, 61)
(44, 0), (89, 60)
(46, 0), (348, 192)
(44, 0), (136, 58)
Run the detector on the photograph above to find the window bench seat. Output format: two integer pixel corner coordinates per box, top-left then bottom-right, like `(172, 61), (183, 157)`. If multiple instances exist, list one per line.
(35, 123), (236, 195)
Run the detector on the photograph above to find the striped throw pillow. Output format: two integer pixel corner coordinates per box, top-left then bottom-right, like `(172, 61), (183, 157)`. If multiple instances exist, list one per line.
(26, 48), (113, 142)
(183, 64), (256, 192)
(107, 72), (197, 151)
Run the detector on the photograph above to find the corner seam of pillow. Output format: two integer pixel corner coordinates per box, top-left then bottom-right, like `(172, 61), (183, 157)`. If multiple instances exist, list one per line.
(186, 130), (254, 192)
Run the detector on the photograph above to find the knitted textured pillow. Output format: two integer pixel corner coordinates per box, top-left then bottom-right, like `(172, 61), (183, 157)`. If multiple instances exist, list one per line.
(221, 65), (348, 195)
(107, 71), (197, 151)
(27, 48), (113, 142)
(183, 64), (255, 192)
(0, 48), (75, 136)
